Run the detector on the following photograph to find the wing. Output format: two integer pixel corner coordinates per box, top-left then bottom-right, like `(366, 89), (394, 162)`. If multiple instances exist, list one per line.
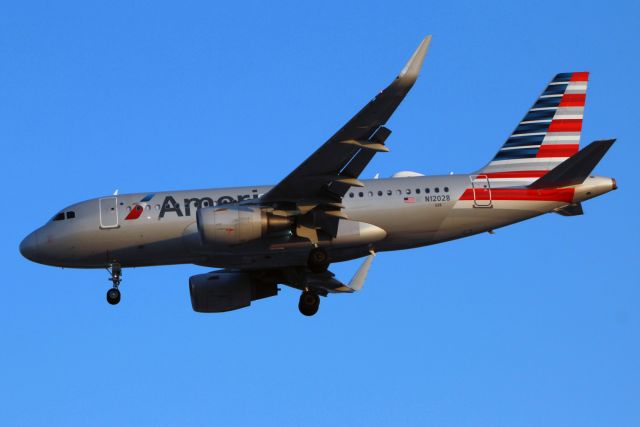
(259, 36), (431, 242)
(261, 36), (431, 205)
(294, 250), (376, 293)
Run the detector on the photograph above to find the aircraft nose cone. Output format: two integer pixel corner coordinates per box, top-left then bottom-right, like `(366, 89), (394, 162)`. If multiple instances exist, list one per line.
(19, 230), (39, 262)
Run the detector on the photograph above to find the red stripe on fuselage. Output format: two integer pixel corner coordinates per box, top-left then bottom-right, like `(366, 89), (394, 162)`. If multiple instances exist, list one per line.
(481, 171), (548, 179)
(459, 187), (574, 202)
(536, 144), (579, 158)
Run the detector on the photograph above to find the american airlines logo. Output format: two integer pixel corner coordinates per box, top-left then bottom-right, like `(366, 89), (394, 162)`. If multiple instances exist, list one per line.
(125, 191), (261, 220)
(124, 193), (155, 220)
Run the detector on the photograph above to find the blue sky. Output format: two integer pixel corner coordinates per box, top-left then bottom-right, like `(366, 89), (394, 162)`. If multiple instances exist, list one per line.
(2, 0), (639, 425)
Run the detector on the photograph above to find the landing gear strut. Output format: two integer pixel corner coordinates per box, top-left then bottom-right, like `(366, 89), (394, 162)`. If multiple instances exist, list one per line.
(106, 263), (122, 305)
(307, 248), (330, 273)
(298, 290), (320, 316)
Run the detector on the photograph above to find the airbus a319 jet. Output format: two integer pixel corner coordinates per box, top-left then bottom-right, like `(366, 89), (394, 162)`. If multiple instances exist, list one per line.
(20, 36), (617, 316)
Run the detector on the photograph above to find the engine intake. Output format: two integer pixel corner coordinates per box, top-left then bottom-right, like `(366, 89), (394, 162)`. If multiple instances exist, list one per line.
(189, 270), (278, 313)
(196, 205), (291, 247)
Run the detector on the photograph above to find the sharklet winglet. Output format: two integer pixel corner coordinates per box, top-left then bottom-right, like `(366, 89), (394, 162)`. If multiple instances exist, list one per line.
(397, 35), (431, 84)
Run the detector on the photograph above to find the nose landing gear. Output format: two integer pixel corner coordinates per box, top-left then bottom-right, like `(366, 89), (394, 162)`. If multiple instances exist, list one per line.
(106, 263), (122, 305)
(106, 287), (121, 305)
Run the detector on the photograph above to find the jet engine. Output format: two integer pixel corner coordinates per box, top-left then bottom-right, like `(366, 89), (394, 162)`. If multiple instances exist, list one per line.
(189, 270), (278, 313)
(196, 205), (291, 247)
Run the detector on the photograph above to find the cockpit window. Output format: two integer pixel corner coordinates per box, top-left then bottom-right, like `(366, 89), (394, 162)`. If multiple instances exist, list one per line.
(52, 211), (76, 221)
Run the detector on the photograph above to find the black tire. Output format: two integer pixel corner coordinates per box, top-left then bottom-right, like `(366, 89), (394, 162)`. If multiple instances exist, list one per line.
(298, 291), (320, 316)
(307, 248), (330, 273)
(106, 287), (121, 305)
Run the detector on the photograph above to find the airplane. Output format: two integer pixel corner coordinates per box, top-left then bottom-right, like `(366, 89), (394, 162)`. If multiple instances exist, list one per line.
(19, 36), (617, 316)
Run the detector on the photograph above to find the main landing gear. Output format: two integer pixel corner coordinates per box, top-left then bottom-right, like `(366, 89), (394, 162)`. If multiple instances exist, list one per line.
(106, 263), (122, 305)
(307, 247), (330, 273)
(298, 290), (320, 316)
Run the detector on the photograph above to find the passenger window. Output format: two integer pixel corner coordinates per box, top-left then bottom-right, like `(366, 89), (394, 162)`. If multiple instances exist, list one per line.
(377, 191), (383, 196)
(425, 188), (430, 194)
(66, 211), (76, 219)
(387, 190), (392, 196)
(202, 200), (210, 207)
(368, 191), (373, 197)
(396, 190), (402, 195)
(349, 192), (354, 198)
(53, 212), (65, 221)
(358, 192), (364, 197)
(126, 206), (132, 212)
(416, 188), (421, 194)
(435, 187), (440, 193)
(444, 187), (449, 192)
(145, 205), (151, 211)
(155, 204), (160, 210)
(406, 189), (411, 194)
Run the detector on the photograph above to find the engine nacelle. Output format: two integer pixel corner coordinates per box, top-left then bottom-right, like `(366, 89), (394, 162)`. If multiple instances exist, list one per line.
(196, 205), (290, 247)
(189, 270), (278, 313)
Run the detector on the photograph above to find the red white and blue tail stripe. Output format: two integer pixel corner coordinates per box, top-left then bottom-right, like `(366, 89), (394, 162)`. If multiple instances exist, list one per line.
(478, 72), (588, 186)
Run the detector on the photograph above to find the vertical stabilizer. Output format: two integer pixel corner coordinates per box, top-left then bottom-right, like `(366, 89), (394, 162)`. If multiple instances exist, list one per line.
(478, 72), (589, 186)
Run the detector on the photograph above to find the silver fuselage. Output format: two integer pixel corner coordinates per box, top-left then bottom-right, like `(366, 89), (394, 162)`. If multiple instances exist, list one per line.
(20, 174), (615, 270)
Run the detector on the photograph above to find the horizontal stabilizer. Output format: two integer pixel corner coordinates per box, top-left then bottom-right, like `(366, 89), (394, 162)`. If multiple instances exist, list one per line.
(529, 139), (615, 189)
(554, 203), (584, 216)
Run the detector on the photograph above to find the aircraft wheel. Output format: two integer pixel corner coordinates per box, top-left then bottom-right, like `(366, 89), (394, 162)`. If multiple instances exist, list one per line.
(307, 248), (330, 273)
(106, 287), (121, 305)
(298, 291), (320, 316)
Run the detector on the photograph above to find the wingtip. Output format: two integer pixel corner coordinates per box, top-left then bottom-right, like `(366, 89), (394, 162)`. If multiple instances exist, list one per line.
(397, 35), (432, 81)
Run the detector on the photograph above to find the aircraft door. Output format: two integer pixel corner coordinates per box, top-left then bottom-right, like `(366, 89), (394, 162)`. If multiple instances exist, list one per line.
(99, 197), (119, 228)
(470, 174), (492, 207)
